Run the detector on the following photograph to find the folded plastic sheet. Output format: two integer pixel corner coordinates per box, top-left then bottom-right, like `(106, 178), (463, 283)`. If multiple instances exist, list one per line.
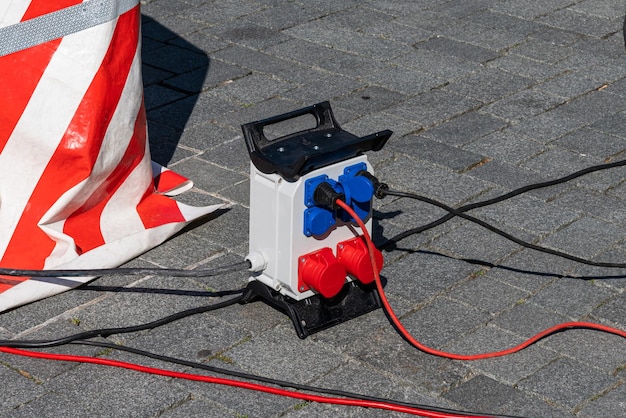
(0, 0), (223, 311)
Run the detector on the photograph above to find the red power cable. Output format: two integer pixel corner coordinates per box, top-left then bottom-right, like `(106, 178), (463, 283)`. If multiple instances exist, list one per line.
(0, 346), (476, 418)
(335, 199), (626, 360)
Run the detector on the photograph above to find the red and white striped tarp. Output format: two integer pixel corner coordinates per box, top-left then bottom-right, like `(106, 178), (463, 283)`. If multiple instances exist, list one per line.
(0, 0), (223, 311)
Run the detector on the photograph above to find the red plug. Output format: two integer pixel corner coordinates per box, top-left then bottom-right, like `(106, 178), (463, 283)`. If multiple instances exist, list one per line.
(336, 237), (383, 284)
(298, 247), (347, 298)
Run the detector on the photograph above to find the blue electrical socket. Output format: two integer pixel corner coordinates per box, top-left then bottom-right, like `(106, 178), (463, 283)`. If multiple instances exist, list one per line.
(303, 163), (374, 237)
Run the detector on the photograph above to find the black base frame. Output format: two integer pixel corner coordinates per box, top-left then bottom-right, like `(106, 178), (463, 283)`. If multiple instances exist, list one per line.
(241, 280), (382, 339)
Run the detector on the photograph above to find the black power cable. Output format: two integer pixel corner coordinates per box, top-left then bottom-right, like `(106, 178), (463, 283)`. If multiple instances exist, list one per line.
(0, 260), (251, 278)
(382, 158), (626, 250)
(0, 293), (516, 418)
(0, 293), (245, 348)
(383, 189), (626, 269)
(69, 339), (519, 418)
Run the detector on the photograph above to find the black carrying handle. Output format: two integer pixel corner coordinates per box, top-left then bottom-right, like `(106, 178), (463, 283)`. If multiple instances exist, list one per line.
(241, 101), (340, 152)
(241, 101), (392, 182)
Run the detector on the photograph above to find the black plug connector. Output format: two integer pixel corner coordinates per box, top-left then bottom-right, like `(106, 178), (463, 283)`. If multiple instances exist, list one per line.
(313, 182), (345, 210)
(356, 171), (388, 199)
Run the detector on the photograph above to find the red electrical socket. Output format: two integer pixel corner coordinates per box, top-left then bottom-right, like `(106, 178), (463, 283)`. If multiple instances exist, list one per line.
(336, 236), (383, 284)
(297, 247), (347, 298)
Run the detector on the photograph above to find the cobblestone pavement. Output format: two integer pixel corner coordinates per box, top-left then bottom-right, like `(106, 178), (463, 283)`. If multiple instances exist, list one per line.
(2, 1), (626, 417)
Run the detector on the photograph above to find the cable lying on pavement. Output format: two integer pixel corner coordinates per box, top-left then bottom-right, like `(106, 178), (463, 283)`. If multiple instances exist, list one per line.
(336, 199), (626, 361)
(383, 189), (626, 269)
(0, 260), (251, 278)
(382, 158), (626, 251)
(0, 295), (513, 418)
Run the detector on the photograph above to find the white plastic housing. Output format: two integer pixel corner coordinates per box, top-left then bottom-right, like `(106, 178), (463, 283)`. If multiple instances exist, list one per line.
(247, 155), (373, 301)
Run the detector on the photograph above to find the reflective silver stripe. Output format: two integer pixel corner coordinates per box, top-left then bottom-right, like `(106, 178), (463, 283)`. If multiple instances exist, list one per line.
(0, 0), (139, 57)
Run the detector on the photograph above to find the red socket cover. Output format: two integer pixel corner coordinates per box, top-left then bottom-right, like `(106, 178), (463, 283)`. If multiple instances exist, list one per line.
(336, 237), (383, 284)
(298, 247), (347, 298)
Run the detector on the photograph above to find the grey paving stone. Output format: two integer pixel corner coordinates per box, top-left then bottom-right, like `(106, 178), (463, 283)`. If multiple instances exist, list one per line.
(466, 160), (562, 202)
(521, 146), (604, 178)
(170, 157), (247, 194)
(351, 325), (472, 396)
(483, 89), (565, 123)
(591, 292), (626, 328)
(539, 328), (626, 374)
(429, 0), (492, 18)
(148, 92), (241, 131)
(142, 63), (174, 86)
(488, 53), (567, 82)
(144, 84), (189, 110)
(210, 44), (315, 83)
(505, 110), (586, 145)
(444, 374), (567, 417)
(550, 90), (625, 126)
(445, 325), (559, 385)
(159, 398), (234, 418)
(285, 20), (408, 61)
(436, 17), (529, 51)
(588, 110), (626, 140)
(570, 246), (626, 291)
(537, 7), (619, 38)
(215, 179), (250, 207)
(332, 86), (408, 116)
(538, 71), (608, 99)
(463, 130), (545, 165)
(554, 126), (626, 159)
(142, 44), (209, 75)
(182, 204), (249, 251)
(107, 308), (251, 371)
(487, 248), (578, 293)
(373, 194), (463, 249)
(11, 364), (188, 418)
(431, 219), (537, 264)
(0, 286), (105, 336)
(163, 60), (251, 94)
(341, 111), (420, 139)
(208, 20), (291, 50)
(552, 187), (626, 227)
(141, 0), (195, 19)
(472, 194), (581, 236)
(386, 89), (483, 128)
(442, 67), (535, 104)
(493, 301), (572, 338)
(415, 36), (500, 63)
(518, 356), (618, 410)
(464, 9), (544, 37)
(538, 216), (626, 260)
(448, 273), (531, 316)
(363, 65), (446, 95)
(218, 324), (346, 383)
(198, 138), (251, 174)
(579, 384), (626, 418)
(0, 364), (46, 410)
(392, 48), (484, 81)
(175, 121), (241, 152)
(250, 2), (328, 30)
(489, 0), (580, 20)
(529, 278), (616, 319)
(399, 296), (492, 349)
(388, 134), (486, 172)
(182, 0), (265, 26)
(420, 111), (509, 147)
(508, 38), (578, 64)
(279, 73), (365, 105)
(208, 73), (295, 104)
(375, 155), (494, 206)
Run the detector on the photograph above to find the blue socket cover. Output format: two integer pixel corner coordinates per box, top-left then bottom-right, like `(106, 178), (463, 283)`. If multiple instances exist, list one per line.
(338, 163), (374, 222)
